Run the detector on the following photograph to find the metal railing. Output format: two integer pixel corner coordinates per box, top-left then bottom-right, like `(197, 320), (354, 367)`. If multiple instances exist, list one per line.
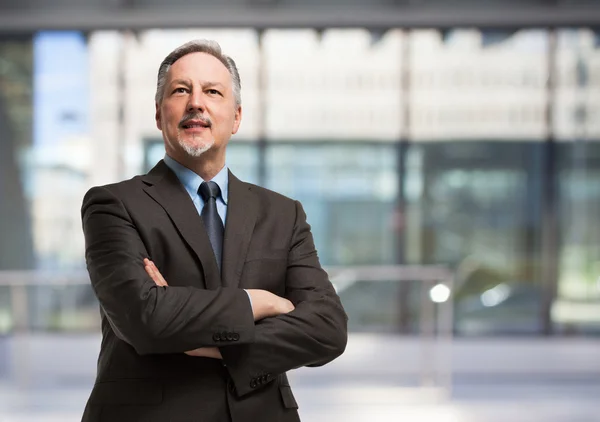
(0, 266), (454, 397)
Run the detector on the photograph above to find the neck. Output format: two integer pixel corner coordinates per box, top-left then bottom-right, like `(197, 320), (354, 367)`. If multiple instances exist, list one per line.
(168, 148), (226, 181)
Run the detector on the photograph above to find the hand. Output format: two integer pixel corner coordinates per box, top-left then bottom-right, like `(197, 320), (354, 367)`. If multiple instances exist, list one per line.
(184, 347), (222, 360)
(144, 258), (168, 286)
(246, 289), (295, 321)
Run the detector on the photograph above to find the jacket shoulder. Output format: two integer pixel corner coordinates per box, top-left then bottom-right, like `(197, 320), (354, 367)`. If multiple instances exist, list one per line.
(243, 181), (298, 206)
(81, 175), (148, 211)
(84, 175), (145, 196)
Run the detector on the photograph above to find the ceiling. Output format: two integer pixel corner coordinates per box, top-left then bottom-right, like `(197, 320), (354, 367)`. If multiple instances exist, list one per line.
(0, 0), (599, 32)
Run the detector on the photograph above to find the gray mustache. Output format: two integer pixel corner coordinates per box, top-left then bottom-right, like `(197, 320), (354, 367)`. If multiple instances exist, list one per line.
(179, 114), (212, 127)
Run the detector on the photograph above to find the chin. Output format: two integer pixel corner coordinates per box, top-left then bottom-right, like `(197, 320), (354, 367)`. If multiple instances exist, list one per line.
(178, 138), (215, 158)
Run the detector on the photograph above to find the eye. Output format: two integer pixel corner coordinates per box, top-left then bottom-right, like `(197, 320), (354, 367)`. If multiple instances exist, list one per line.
(207, 89), (222, 96)
(173, 87), (188, 94)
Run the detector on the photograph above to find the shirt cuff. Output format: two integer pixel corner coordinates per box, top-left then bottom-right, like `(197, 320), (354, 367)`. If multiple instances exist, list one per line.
(243, 289), (253, 310)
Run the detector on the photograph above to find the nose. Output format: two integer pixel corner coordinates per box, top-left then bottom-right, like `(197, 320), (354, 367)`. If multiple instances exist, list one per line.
(187, 90), (206, 113)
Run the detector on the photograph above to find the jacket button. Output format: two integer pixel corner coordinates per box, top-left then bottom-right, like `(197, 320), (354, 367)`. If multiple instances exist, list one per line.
(261, 375), (268, 383)
(233, 333), (240, 341)
(221, 331), (229, 341)
(250, 379), (257, 389)
(213, 333), (221, 342)
(226, 332), (234, 341)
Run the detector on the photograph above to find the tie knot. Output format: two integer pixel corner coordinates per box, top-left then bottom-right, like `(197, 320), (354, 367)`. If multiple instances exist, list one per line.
(199, 181), (221, 201)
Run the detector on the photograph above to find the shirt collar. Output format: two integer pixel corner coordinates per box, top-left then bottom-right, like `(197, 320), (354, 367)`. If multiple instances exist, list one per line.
(163, 154), (228, 204)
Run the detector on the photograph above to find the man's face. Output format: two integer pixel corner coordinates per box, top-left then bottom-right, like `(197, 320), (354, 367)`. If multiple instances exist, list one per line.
(155, 52), (242, 159)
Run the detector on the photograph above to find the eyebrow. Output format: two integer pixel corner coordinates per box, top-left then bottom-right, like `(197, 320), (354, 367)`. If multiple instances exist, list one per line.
(170, 79), (191, 87)
(202, 81), (226, 89)
(170, 79), (225, 89)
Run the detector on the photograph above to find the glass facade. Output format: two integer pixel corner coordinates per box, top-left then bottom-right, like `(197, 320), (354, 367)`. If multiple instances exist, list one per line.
(553, 29), (600, 333)
(1, 28), (600, 336)
(266, 143), (398, 266)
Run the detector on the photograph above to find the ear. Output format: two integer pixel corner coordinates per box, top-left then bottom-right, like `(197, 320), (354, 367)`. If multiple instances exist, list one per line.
(231, 105), (242, 135)
(155, 102), (162, 131)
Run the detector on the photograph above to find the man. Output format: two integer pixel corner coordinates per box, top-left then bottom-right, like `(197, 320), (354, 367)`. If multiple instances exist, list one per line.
(80, 39), (348, 422)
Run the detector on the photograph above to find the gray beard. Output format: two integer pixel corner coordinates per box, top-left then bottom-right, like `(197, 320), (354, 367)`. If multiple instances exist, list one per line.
(177, 135), (214, 158)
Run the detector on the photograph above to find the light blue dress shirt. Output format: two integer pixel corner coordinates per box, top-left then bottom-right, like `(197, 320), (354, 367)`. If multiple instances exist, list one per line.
(163, 155), (253, 309)
(163, 154), (229, 225)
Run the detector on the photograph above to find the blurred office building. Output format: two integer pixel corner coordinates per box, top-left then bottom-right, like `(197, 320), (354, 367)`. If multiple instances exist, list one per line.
(1, 0), (600, 421)
(4, 27), (599, 334)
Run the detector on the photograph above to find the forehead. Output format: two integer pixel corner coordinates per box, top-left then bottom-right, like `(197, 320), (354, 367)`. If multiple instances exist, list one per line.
(167, 52), (232, 87)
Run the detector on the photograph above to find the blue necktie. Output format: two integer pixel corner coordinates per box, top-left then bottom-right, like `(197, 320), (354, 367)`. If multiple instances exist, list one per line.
(199, 181), (224, 272)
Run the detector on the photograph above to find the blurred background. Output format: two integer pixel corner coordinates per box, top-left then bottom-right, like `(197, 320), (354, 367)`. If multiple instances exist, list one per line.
(1, 0), (600, 421)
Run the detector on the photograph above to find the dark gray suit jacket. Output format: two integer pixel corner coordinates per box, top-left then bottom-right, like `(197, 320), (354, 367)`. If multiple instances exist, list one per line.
(80, 160), (348, 422)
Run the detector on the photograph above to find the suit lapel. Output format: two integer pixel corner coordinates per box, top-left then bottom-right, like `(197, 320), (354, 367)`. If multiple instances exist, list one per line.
(141, 160), (221, 290)
(222, 171), (259, 288)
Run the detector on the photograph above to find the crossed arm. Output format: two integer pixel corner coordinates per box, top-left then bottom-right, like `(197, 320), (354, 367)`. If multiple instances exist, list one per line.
(143, 258), (295, 359)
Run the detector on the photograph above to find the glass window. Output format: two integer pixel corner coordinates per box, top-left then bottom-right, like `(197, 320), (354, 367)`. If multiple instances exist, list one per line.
(406, 29), (549, 335)
(266, 143), (398, 266)
(0, 36), (34, 271)
(554, 29), (600, 333)
(406, 142), (545, 334)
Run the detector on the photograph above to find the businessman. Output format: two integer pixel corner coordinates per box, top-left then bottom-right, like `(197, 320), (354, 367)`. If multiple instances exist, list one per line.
(80, 39), (348, 422)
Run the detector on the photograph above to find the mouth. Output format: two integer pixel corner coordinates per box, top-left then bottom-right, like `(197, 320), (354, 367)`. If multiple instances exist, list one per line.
(181, 120), (210, 130)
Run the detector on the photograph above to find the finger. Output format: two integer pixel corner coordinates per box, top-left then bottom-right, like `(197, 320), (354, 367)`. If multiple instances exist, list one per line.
(144, 263), (156, 279)
(143, 259), (158, 281)
(150, 269), (165, 287)
(144, 260), (164, 286)
(286, 300), (295, 313)
(145, 263), (166, 286)
(150, 261), (167, 285)
(150, 261), (168, 286)
(144, 265), (155, 280)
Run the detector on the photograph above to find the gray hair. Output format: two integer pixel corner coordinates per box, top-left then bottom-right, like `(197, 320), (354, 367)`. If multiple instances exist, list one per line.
(155, 39), (241, 107)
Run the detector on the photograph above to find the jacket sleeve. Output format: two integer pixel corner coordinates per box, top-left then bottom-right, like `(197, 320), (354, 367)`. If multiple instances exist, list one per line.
(82, 185), (255, 355)
(220, 200), (348, 396)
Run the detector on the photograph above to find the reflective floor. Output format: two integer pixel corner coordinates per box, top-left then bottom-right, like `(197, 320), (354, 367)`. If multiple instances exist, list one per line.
(1, 335), (599, 422)
(1, 381), (599, 422)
